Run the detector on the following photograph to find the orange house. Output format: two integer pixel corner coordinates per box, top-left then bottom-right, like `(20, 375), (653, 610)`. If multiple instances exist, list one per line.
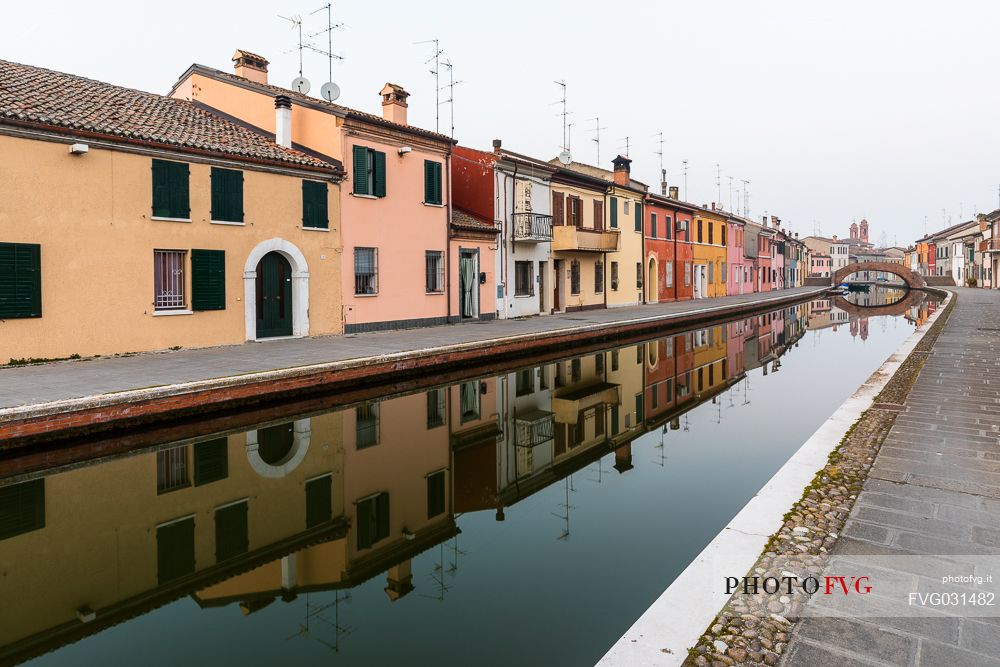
(171, 51), (457, 333)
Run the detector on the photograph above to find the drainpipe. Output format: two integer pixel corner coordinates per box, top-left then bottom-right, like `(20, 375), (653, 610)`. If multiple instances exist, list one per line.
(446, 146), (453, 323)
(509, 162), (518, 316)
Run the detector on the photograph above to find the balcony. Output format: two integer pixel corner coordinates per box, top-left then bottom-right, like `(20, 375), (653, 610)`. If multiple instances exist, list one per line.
(987, 238), (1000, 253)
(514, 409), (555, 448)
(512, 212), (553, 242)
(553, 381), (620, 424)
(552, 225), (621, 253)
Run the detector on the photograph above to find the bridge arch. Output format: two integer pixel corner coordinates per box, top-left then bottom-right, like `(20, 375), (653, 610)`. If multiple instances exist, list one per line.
(830, 289), (927, 319)
(832, 261), (925, 289)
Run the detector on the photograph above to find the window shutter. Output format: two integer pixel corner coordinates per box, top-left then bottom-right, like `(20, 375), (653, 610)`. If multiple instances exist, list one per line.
(357, 498), (373, 549)
(306, 476), (333, 528)
(634, 202), (643, 232)
(302, 181), (329, 229)
(424, 160), (442, 204)
(152, 160), (189, 218)
(373, 151), (387, 198)
(0, 243), (41, 319)
(191, 249), (226, 311)
(433, 162), (443, 204)
(172, 163), (190, 218)
(157, 517), (195, 584)
(594, 200), (604, 230)
(215, 501), (248, 562)
(211, 168), (244, 223)
(194, 437), (228, 485)
(375, 492), (390, 540)
(0, 479), (45, 540)
(610, 196), (618, 228)
(151, 160), (171, 217)
(553, 192), (565, 225)
(353, 146), (369, 195)
(427, 472), (445, 518)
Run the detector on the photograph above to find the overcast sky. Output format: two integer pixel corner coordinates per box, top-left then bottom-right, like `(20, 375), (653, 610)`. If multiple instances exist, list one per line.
(4, 1), (997, 244)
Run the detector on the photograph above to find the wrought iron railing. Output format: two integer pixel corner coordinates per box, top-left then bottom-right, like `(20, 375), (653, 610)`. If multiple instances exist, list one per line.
(512, 212), (554, 241)
(515, 413), (555, 448)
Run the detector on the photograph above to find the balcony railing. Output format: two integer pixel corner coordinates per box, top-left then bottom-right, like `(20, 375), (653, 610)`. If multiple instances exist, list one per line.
(987, 238), (1000, 252)
(552, 225), (621, 253)
(515, 410), (555, 448)
(512, 212), (553, 241)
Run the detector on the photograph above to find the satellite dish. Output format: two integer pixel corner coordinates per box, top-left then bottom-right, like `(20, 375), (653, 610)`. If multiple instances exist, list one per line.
(291, 76), (311, 94)
(558, 150), (572, 165)
(320, 81), (341, 102)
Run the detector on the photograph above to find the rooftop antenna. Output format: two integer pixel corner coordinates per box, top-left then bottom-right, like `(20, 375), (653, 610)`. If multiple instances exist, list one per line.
(279, 14), (311, 93)
(682, 159), (689, 201)
(440, 59), (463, 138)
(307, 3), (345, 101)
(590, 116), (607, 165)
(715, 163), (722, 209)
(653, 131), (664, 179)
(415, 38), (444, 132)
(568, 122), (574, 151)
(728, 175), (734, 214)
(740, 179), (750, 217)
(553, 80), (571, 164)
(619, 136), (630, 158)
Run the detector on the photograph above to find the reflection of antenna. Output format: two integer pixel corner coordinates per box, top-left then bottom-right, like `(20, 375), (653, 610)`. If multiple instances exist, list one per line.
(415, 39), (443, 132)
(590, 116), (607, 164)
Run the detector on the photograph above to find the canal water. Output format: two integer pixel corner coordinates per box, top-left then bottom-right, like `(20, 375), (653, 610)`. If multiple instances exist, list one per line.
(0, 293), (941, 667)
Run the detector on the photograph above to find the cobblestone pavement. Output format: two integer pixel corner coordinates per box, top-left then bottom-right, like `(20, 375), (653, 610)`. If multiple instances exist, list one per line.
(0, 287), (821, 410)
(782, 288), (1000, 666)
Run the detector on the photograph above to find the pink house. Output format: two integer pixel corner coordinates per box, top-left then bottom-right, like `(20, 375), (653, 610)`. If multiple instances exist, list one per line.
(726, 217), (753, 295)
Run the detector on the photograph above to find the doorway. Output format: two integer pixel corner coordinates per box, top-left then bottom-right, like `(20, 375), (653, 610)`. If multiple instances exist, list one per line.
(647, 257), (658, 303)
(459, 249), (479, 319)
(553, 259), (563, 312)
(538, 261), (547, 313)
(256, 252), (293, 337)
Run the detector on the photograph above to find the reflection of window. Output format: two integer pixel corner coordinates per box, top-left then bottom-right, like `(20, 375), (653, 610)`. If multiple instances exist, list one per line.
(571, 358), (581, 383)
(610, 405), (620, 434)
(460, 381), (481, 423)
(258, 422), (295, 464)
(194, 438), (228, 486)
(426, 389), (446, 428)
(215, 501), (248, 562)
(427, 471), (446, 519)
(357, 492), (390, 550)
(595, 353), (604, 375)
(157, 446), (189, 493)
(612, 350), (619, 371)
(356, 403), (380, 448)
(0, 479), (45, 541)
(516, 369), (534, 396)
(635, 394), (644, 423)
(651, 384), (658, 409)
(157, 517), (195, 584)
(306, 475), (333, 528)
(537, 366), (548, 390)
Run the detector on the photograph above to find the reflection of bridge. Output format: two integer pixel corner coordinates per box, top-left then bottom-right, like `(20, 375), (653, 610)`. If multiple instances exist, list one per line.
(831, 289), (927, 319)
(831, 261), (926, 289)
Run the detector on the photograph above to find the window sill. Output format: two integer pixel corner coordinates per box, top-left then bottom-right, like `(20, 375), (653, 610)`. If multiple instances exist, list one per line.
(354, 293), (379, 298)
(351, 193), (379, 200)
(426, 290), (445, 295)
(153, 309), (193, 317)
(151, 216), (192, 223)
(514, 294), (536, 299)
(211, 220), (245, 226)
(422, 201), (445, 208)
(300, 226), (330, 232)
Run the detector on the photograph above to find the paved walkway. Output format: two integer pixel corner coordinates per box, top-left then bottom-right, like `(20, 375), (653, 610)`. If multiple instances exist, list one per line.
(784, 288), (1000, 666)
(0, 287), (823, 410)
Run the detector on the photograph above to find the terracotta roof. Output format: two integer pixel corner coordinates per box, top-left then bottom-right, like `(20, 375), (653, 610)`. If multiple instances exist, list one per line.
(549, 158), (649, 191)
(176, 64), (454, 144)
(452, 208), (498, 234)
(0, 59), (336, 172)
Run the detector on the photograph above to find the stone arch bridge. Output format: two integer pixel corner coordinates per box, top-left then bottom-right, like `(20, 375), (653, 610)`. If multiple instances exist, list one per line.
(832, 262), (926, 289)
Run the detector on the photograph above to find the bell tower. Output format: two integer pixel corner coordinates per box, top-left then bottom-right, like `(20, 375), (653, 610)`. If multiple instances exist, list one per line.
(860, 218), (869, 243)
(850, 221), (859, 239)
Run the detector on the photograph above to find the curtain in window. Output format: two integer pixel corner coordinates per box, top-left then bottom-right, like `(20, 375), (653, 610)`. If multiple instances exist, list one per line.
(461, 255), (476, 315)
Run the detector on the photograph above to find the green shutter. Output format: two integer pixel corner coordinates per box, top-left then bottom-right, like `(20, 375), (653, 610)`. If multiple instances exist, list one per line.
(434, 162), (443, 204)
(157, 517), (195, 584)
(0, 243), (41, 319)
(426, 471), (445, 518)
(210, 168), (243, 223)
(610, 196), (618, 228)
(0, 479), (45, 541)
(424, 160), (442, 205)
(635, 202), (643, 232)
(194, 437), (228, 485)
(373, 151), (387, 198)
(152, 160), (190, 219)
(191, 249), (226, 311)
(306, 475), (333, 528)
(302, 181), (329, 229)
(353, 145), (369, 195)
(215, 501), (248, 562)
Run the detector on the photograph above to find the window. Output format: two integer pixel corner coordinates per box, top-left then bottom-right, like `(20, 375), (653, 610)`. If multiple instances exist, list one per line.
(708, 262), (714, 284)
(424, 160), (443, 204)
(570, 260), (581, 295)
(157, 517), (195, 584)
(650, 212), (658, 238)
(154, 250), (186, 311)
(426, 388), (446, 428)
(0, 479), (45, 541)
(665, 260), (673, 287)
(634, 202), (643, 232)
(356, 492), (390, 550)
(352, 145), (386, 197)
(685, 262), (692, 287)
(0, 242), (41, 318)
(595, 353), (605, 374)
(302, 180), (329, 229)
(516, 369), (534, 396)
(697, 219), (704, 243)
(515, 261), (534, 296)
(721, 225), (727, 246)
(636, 262), (643, 289)
(568, 197), (582, 227)
(651, 384), (658, 409)
(151, 159), (190, 219)
(593, 200), (604, 230)
(571, 358), (582, 382)
(215, 501), (248, 562)
(610, 196), (619, 228)
(460, 381), (481, 423)
(595, 260), (604, 293)
(635, 393), (644, 423)
(194, 438), (228, 486)
(709, 222), (714, 245)
(356, 402), (380, 448)
(210, 167), (243, 223)
(611, 405), (620, 434)
(425, 251), (444, 293)
(611, 261), (619, 290)
(354, 247), (378, 295)
(157, 445), (189, 493)
(191, 249), (225, 311)
(624, 200), (630, 216)
(427, 471), (446, 518)
(721, 263), (728, 284)
(306, 475), (333, 528)
(553, 192), (565, 225)
(665, 216), (673, 240)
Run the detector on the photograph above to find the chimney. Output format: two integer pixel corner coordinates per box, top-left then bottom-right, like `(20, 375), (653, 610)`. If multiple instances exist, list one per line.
(832, 234), (838, 241)
(492, 139), (502, 153)
(380, 83), (409, 125)
(232, 50), (269, 85)
(711, 202), (716, 211)
(275, 95), (292, 148)
(669, 186), (679, 200)
(612, 155), (632, 187)
(660, 169), (667, 196)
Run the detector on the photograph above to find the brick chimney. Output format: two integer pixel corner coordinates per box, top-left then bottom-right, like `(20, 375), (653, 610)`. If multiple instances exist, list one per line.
(492, 139), (502, 153)
(669, 186), (679, 200)
(380, 83), (409, 125)
(612, 155), (632, 187)
(232, 50), (269, 85)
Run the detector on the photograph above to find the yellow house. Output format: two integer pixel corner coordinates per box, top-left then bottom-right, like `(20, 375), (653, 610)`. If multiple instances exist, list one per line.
(0, 59), (343, 362)
(692, 208), (728, 298)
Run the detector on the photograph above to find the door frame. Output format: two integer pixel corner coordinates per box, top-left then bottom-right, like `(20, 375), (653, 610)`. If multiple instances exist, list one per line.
(459, 247), (480, 319)
(244, 239), (310, 341)
(553, 259), (563, 312)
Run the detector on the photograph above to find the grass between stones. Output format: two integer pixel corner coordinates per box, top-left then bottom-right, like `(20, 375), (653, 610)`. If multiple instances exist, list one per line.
(683, 292), (956, 667)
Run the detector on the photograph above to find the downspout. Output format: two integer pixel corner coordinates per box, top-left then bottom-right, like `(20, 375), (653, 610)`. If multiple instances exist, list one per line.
(446, 146), (453, 323)
(509, 162), (518, 316)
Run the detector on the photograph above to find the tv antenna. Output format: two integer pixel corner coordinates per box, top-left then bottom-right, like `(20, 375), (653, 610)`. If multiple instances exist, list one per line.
(568, 122), (574, 151)
(740, 179), (750, 217)
(553, 80), (572, 163)
(728, 175), (734, 213)
(279, 14), (311, 92)
(590, 116), (606, 165)
(440, 59), (463, 138)
(416, 38), (444, 132)
(715, 163), (722, 208)
(653, 131), (664, 179)
(682, 159), (689, 201)
(619, 135), (630, 158)
(308, 3), (345, 101)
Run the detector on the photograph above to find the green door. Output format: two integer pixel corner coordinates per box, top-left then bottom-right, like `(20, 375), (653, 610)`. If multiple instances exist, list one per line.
(256, 252), (293, 338)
